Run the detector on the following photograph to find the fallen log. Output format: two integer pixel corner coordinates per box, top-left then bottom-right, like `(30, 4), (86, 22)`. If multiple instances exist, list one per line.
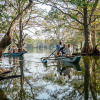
(0, 75), (22, 81)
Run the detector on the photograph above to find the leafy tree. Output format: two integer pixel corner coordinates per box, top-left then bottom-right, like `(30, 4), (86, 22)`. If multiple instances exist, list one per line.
(0, 0), (33, 57)
(36, 0), (99, 54)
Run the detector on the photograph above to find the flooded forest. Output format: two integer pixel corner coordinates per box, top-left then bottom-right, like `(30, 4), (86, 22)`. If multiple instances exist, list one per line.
(0, 0), (100, 100)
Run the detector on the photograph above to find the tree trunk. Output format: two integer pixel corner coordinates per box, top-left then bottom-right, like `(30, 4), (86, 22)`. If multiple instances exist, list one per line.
(0, 32), (12, 57)
(19, 18), (23, 51)
(82, 6), (93, 54)
(19, 1), (23, 52)
(0, 0), (33, 57)
(91, 22), (96, 50)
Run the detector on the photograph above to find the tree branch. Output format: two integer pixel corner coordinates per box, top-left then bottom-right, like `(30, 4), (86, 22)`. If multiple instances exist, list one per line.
(89, 0), (99, 24)
(14, 30), (19, 41)
(36, 0), (84, 25)
(88, 15), (100, 26)
(23, 8), (32, 27)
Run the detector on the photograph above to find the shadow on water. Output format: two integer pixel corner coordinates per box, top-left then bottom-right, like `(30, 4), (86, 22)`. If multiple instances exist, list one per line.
(0, 51), (100, 100)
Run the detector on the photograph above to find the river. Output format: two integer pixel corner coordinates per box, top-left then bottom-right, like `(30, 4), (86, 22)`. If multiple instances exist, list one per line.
(0, 48), (100, 100)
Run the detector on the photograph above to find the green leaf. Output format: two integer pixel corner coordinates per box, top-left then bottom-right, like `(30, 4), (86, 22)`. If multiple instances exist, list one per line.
(72, 15), (77, 20)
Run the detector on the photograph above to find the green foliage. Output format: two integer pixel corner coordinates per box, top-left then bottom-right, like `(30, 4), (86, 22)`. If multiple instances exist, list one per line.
(72, 15), (77, 20)
(48, 8), (59, 18)
(0, 0), (28, 34)
(18, 0), (27, 3)
(68, 0), (93, 7)
(68, 0), (83, 6)
(0, 2), (14, 33)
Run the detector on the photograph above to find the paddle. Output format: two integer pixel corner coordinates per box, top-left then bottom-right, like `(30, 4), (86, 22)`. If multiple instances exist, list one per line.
(41, 49), (56, 63)
(46, 49), (56, 59)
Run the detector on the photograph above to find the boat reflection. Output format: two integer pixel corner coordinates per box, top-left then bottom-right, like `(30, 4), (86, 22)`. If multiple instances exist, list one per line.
(57, 60), (81, 72)
(61, 60), (81, 72)
(55, 60), (81, 80)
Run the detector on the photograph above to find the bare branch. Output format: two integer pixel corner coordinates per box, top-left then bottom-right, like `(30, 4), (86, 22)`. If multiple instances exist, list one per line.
(88, 15), (100, 26)
(36, 0), (84, 25)
(9, 1), (17, 12)
(55, 6), (83, 25)
(23, 34), (28, 39)
(52, 1), (83, 16)
(23, 8), (32, 27)
(67, 25), (83, 30)
(14, 30), (19, 41)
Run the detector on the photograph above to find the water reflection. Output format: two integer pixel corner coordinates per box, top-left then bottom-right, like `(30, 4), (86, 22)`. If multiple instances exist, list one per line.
(0, 56), (35, 100)
(58, 60), (81, 71)
(56, 61), (81, 80)
(19, 56), (24, 100)
(83, 56), (100, 100)
(42, 56), (100, 100)
(0, 50), (100, 100)
(57, 65), (72, 79)
(0, 89), (8, 100)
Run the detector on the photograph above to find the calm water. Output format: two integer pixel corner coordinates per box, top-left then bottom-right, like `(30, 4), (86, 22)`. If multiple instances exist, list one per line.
(0, 48), (100, 100)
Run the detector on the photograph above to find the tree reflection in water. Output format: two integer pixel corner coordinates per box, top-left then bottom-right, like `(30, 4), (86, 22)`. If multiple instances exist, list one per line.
(43, 56), (100, 100)
(0, 56), (35, 100)
(83, 56), (99, 100)
(0, 55), (100, 100)
(14, 56), (35, 100)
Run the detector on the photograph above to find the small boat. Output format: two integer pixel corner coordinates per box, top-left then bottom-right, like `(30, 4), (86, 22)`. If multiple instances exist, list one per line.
(55, 55), (81, 63)
(2, 52), (24, 57)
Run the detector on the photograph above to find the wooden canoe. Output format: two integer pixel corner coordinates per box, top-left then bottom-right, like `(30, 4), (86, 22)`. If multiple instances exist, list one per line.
(55, 55), (81, 63)
(2, 52), (24, 57)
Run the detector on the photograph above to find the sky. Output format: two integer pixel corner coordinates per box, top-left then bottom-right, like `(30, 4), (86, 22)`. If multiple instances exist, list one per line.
(24, 4), (51, 40)
(39, 4), (51, 12)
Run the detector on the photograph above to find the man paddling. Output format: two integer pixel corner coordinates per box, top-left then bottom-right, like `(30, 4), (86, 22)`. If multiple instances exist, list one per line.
(56, 41), (62, 55)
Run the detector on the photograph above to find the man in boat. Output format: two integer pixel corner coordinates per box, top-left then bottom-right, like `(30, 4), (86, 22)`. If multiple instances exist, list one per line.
(12, 46), (18, 53)
(61, 43), (72, 56)
(59, 44), (66, 55)
(8, 46), (13, 53)
(56, 41), (62, 55)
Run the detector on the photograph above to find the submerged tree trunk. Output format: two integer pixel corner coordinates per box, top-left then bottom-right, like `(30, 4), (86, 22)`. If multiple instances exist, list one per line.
(83, 57), (90, 100)
(0, 0), (33, 57)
